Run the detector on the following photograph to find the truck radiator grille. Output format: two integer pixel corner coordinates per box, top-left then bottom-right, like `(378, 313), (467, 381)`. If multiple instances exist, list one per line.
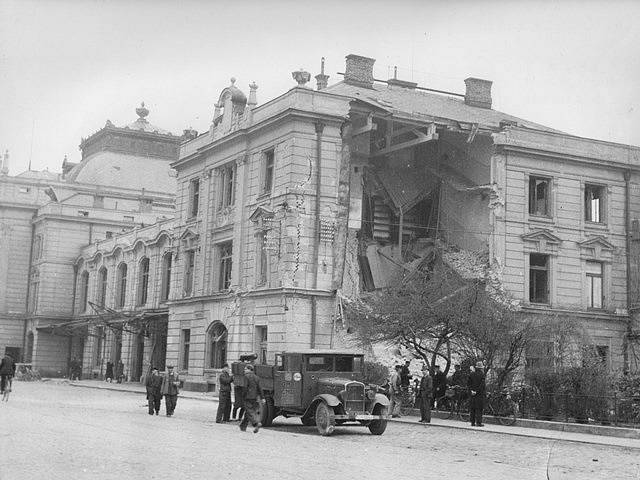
(344, 382), (365, 414)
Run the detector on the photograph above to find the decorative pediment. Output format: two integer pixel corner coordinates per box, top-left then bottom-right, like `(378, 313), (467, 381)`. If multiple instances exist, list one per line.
(521, 229), (562, 254)
(578, 236), (615, 261)
(180, 228), (199, 250)
(249, 205), (275, 229)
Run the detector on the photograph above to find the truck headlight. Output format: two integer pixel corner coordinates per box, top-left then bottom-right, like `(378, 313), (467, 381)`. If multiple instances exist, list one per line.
(367, 389), (376, 400)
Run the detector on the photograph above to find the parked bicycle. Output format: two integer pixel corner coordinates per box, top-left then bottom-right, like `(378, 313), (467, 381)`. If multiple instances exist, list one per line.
(399, 385), (417, 416)
(443, 385), (470, 421)
(485, 389), (518, 426)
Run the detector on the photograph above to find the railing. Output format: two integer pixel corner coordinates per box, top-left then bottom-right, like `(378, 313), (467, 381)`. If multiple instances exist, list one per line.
(514, 389), (640, 427)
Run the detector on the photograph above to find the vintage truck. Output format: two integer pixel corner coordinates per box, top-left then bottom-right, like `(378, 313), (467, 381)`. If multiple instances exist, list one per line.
(232, 350), (389, 436)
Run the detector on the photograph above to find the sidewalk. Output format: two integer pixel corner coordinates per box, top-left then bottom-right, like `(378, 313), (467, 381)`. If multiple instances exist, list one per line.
(65, 379), (640, 449)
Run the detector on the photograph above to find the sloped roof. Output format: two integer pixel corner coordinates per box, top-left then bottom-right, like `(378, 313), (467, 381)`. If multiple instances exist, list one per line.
(16, 169), (61, 181)
(325, 81), (562, 133)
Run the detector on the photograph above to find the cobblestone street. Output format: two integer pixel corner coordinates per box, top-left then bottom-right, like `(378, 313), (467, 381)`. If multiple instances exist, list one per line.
(0, 382), (638, 479)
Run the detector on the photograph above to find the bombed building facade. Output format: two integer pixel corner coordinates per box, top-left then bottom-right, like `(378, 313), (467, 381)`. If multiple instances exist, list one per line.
(3, 54), (640, 386)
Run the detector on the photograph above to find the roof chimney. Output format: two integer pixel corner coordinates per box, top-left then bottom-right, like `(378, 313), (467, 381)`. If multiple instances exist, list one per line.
(464, 78), (492, 109)
(344, 54), (375, 88)
(315, 57), (329, 91)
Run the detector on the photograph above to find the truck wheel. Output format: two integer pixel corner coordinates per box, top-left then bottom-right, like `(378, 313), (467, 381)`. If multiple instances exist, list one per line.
(368, 404), (388, 435)
(260, 397), (275, 427)
(315, 402), (335, 436)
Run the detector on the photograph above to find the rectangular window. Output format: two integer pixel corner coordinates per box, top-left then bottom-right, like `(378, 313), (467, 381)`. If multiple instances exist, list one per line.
(123, 215), (135, 222)
(180, 329), (191, 371)
(529, 176), (550, 216)
(255, 326), (268, 364)
(262, 149), (274, 194)
(189, 178), (200, 217)
(585, 184), (605, 223)
(161, 254), (172, 302)
(218, 242), (233, 290)
(586, 261), (603, 309)
(184, 250), (195, 296)
(529, 253), (549, 304)
(217, 163), (236, 209)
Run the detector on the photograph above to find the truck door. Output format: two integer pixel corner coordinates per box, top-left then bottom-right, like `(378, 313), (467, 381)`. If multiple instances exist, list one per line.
(274, 354), (303, 408)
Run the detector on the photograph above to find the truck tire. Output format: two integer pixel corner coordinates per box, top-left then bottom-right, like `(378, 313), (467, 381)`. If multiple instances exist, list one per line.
(315, 401), (335, 436)
(260, 397), (275, 427)
(368, 404), (388, 435)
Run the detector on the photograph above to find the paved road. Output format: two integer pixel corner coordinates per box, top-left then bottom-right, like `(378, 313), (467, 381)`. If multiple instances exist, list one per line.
(0, 382), (638, 480)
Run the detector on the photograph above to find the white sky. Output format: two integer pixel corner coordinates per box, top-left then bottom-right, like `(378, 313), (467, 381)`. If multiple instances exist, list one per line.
(1, 0), (639, 174)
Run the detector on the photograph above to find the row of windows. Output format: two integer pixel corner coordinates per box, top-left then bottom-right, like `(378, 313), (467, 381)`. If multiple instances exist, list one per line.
(187, 148), (275, 219)
(528, 253), (603, 309)
(529, 177), (605, 224)
(78, 254), (173, 312)
(182, 241), (233, 297)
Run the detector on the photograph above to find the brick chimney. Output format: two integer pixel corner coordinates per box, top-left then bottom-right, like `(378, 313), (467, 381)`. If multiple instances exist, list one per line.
(344, 54), (375, 88)
(464, 77), (492, 109)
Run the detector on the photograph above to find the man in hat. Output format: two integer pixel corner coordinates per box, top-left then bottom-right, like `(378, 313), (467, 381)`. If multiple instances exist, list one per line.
(239, 364), (264, 433)
(145, 367), (163, 416)
(467, 361), (486, 427)
(0, 353), (16, 395)
(161, 365), (180, 417)
(216, 363), (233, 423)
(418, 365), (433, 423)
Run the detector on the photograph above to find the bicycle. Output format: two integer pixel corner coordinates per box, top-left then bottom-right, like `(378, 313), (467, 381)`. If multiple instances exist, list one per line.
(399, 386), (417, 416)
(486, 389), (518, 426)
(445, 385), (470, 422)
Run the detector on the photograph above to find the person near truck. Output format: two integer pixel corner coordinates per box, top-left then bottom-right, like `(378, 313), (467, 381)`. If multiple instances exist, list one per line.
(161, 365), (180, 417)
(216, 363), (233, 423)
(239, 364), (264, 433)
(145, 367), (163, 416)
(0, 353), (16, 394)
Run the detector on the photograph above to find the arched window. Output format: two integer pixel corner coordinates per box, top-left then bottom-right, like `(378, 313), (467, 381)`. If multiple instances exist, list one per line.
(79, 271), (89, 313)
(137, 257), (150, 306)
(97, 267), (108, 307)
(207, 322), (227, 369)
(161, 253), (172, 302)
(116, 263), (127, 308)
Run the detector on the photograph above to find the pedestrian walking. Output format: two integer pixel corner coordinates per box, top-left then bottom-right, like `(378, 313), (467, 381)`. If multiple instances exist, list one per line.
(468, 361), (486, 427)
(432, 365), (447, 409)
(388, 365), (402, 418)
(161, 365), (180, 417)
(105, 361), (114, 383)
(145, 367), (163, 416)
(418, 365), (433, 423)
(0, 353), (16, 395)
(232, 383), (245, 421)
(239, 364), (264, 433)
(216, 363), (233, 423)
(115, 360), (124, 384)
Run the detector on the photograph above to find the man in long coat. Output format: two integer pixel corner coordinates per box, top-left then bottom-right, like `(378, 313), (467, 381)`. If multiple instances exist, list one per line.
(145, 367), (163, 416)
(216, 363), (233, 423)
(0, 353), (16, 394)
(468, 361), (486, 427)
(418, 365), (433, 423)
(239, 364), (264, 433)
(161, 365), (180, 417)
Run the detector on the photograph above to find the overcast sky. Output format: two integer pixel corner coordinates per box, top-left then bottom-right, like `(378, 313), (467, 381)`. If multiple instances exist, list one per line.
(1, 0), (639, 174)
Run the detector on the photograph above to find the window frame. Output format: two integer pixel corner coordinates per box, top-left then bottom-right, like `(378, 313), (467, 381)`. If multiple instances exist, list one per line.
(584, 183), (606, 224)
(183, 250), (195, 297)
(529, 253), (550, 304)
(116, 262), (128, 309)
(217, 241), (233, 291)
(97, 267), (108, 307)
(528, 175), (551, 217)
(217, 163), (236, 210)
(188, 178), (200, 218)
(262, 148), (275, 194)
(207, 322), (228, 369)
(586, 261), (604, 309)
(180, 328), (191, 371)
(137, 257), (150, 306)
(79, 270), (90, 313)
(160, 252), (172, 302)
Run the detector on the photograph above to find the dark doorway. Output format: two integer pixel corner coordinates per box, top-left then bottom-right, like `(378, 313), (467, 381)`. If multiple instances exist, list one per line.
(134, 333), (145, 382)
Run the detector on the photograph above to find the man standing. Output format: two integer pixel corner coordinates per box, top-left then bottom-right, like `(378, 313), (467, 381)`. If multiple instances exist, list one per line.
(161, 365), (180, 417)
(0, 353), (16, 394)
(433, 365), (447, 409)
(216, 363), (233, 423)
(468, 361), (486, 427)
(418, 365), (433, 423)
(239, 364), (264, 433)
(145, 367), (163, 416)
(388, 365), (402, 418)
(400, 360), (411, 390)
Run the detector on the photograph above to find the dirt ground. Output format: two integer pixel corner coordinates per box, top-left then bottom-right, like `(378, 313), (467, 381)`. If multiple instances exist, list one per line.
(0, 382), (638, 480)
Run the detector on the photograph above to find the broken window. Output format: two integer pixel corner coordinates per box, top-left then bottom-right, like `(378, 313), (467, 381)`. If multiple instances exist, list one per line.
(585, 184), (604, 223)
(529, 176), (550, 217)
(586, 261), (603, 309)
(529, 253), (549, 304)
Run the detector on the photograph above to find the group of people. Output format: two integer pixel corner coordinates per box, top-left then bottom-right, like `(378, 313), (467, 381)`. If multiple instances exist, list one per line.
(388, 359), (487, 427)
(144, 358), (265, 433)
(144, 365), (181, 416)
(104, 360), (125, 384)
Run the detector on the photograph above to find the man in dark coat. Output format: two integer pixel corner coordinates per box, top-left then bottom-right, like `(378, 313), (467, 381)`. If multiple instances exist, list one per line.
(467, 361), (486, 427)
(216, 363), (233, 423)
(432, 365), (447, 409)
(418, 365), (433, 423)
(400, 360), (411, 390)
(239, 364), (264, 433)
(145, 367), (163, 416)
(161, 365), (180, 417)
(0, 353), (16, 394)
